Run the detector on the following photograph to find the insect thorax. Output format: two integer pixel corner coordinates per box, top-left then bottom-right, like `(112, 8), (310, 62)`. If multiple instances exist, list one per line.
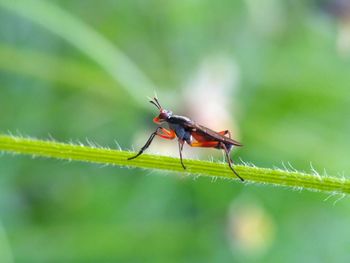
(167, 115), (191, 124)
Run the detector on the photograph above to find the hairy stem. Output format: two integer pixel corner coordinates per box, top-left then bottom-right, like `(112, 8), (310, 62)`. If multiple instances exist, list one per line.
(0, 135), (349, 195)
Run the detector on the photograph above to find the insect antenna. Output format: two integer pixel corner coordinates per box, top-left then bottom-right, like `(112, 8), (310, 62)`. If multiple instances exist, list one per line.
(149, 99), (161, 109)
(153, 97), (162, 109)
(149, 97), (162, 110)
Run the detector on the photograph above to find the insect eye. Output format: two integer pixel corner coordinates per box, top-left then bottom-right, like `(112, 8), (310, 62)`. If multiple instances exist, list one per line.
(160, 110), (171, 118)
(159, 112), (167, 119)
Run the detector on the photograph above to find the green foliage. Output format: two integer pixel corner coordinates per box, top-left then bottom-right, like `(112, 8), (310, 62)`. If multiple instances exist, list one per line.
(1, 0), (350, 262)
(0, 0), (157, 105)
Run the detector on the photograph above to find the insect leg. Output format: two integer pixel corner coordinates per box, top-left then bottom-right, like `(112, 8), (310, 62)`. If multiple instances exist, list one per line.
(220, 142), (244, 182)
(128, 127), (161, 160)
(178, 139), (186, 169)
(158, 128), (176, 140)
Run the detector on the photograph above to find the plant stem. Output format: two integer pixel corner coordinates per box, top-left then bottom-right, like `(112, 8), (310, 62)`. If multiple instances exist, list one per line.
(0, 135), (349, 195)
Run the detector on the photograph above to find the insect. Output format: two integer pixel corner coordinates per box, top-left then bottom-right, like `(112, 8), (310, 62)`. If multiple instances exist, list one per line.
(128, 97), (244, 181)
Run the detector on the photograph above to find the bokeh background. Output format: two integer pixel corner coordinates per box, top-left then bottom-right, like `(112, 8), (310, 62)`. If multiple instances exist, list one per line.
(1, 0), (350, 262)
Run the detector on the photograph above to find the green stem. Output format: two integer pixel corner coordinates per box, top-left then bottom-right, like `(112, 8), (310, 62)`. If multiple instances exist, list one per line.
(0, 135), (349, 195)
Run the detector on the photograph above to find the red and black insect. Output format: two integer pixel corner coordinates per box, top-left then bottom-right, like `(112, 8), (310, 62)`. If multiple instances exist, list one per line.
(128, 97), (244, 181)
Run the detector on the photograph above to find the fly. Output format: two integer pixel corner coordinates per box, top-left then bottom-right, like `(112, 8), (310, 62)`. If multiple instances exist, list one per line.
(128, 97), (244, 181)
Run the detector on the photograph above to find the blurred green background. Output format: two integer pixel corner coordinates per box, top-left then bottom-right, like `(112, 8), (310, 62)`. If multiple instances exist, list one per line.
(1, 0), (350, 262)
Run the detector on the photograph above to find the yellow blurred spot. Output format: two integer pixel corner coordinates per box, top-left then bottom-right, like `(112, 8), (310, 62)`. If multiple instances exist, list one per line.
(228, 200), (275, 256)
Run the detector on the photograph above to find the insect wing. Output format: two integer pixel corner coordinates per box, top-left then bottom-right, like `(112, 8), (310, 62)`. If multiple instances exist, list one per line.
(185, 123), (242, 146)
